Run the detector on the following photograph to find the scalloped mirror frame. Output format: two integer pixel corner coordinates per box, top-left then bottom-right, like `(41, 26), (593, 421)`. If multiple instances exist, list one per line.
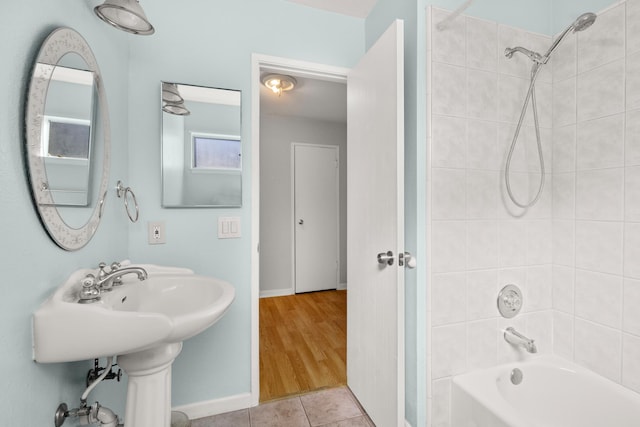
(25, 27), (111, 251)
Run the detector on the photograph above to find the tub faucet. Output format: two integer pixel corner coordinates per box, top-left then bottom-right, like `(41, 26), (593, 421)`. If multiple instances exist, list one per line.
(504, 327), (537, 353)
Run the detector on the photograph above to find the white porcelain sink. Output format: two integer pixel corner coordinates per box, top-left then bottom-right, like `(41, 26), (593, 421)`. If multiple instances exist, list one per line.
(32, 263), (235, 363)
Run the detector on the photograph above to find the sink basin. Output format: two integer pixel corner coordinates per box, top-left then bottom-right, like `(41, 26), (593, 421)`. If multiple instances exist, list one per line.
(32, 263), (235, 363)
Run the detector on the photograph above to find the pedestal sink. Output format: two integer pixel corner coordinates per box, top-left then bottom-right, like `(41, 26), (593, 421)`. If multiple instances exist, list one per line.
(33, 263), (235, 427)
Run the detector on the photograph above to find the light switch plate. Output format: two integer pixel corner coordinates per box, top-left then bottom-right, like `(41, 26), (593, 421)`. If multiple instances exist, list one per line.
(218, 217), (241, 239)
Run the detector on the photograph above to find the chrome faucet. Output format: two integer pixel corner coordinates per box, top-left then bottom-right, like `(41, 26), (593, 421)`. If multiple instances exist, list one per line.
(78, 264), (148, 304)
(96, 266), (147, 290)
(504, 327), (537, 353)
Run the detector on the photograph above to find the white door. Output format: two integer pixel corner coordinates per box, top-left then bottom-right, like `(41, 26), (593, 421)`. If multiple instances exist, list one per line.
(347, 20), (405, 427)
(293, 143), (339, 293)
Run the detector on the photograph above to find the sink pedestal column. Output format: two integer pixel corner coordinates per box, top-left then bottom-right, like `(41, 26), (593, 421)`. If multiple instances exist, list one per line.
(118, 342), (183, 427)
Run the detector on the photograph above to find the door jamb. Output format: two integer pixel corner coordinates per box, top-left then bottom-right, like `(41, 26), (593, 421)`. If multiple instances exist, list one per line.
(250, 54), (349, 405)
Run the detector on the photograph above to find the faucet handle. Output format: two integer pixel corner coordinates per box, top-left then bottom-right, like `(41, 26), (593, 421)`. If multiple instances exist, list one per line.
(110, 262), (121, 271)
(110, 262), (124, 287)
(79, 274), (100, 304)
(97, 262), (109, 279)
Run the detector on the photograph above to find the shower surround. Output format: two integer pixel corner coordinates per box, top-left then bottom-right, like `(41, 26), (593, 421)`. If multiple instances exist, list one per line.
(426, 1), (640, 426)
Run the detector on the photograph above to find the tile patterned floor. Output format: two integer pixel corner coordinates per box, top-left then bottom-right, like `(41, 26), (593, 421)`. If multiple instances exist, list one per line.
(191, 386), (374, 427)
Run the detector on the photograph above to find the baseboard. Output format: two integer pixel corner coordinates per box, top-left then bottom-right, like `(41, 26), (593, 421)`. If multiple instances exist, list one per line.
(259, 288), (294, 298)
(173, 392), (253, 420)
(338, 282), (347, 290)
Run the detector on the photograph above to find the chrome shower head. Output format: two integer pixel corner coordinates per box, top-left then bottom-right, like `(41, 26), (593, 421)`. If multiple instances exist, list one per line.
(572, 12), (597, 32)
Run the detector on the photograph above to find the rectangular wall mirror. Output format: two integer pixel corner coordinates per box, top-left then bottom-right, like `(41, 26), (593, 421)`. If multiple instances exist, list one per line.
(161, 82), (242, 207)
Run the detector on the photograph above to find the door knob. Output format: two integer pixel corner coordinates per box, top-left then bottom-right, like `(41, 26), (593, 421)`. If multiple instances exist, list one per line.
(399, 252), (417, 269)
(377, 251), (394, 266)
(298, 219), (304, 225)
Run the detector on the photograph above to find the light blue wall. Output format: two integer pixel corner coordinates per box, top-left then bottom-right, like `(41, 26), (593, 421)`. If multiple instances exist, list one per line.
(0, 0), (131, 425)
(125, 0), (364, 408)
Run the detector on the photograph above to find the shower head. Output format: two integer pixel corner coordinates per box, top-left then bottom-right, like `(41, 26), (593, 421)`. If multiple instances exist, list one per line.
(572, 12), (597, 32)
(543, 12), (597, 59)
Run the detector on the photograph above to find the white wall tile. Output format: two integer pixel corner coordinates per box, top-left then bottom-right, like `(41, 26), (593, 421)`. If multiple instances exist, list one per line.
(498, 74), (529, 124)
(433, 62), (467, 116)
(523, 125), (552, 173)
(466, 17), (497, 72)
(552, 220), (575, 267)
(432, 168), (467, 220)
(526, 173), (553, 219)
(627, 51), (640, 111)
(431, 8), (466, 66)
(432, 378), (451, 427)
(574, 318), (622, 382)
(526, 265), (553, 312)
(626, 109), (640, 166)
(624, 222), (640, 279)
(552, 77), (576, 127)
(575, 168), (624, 221)
(467, 319), (498, 370)
(553, 310), (574, 359)
(576, 114), (625, 170)
(623, 333), (640, 393)
(468, 69), (498, 120)
(575, 269), (623, 328)
(628, 0), (640, 54)
(625, 166), (640, 222)
(432, 221), (467, 273)
(467, 119), (499, 170)
(577, 59), (625, 122)
(432, 324), (467, 379)
(467, 269), (499, 320)
(551, 33), (576, 82)
(466, 170), (499, 219)
(623, 278), (640, 336)
(575, 220), (623, 275)
(432, 273), (467, 326)
(577, 4), (625, 73)
(527, 220), (552, 265)
(499, 220), (526, 267)
(432, 115), (467, 168)
(553, 173), (576, 220)
(467, 220), (499, 270)
(553, 265), (575, 314)
(553, 125), (576, 173)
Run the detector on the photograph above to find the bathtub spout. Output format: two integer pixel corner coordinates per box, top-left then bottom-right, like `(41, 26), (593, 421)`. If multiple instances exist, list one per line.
(504, 327), (537, 353)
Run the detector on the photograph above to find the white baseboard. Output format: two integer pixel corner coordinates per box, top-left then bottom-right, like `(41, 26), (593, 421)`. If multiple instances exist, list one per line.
(173, 392), (253, 420)
(259, 288), (294, 298)
(338, 282), (347, 290)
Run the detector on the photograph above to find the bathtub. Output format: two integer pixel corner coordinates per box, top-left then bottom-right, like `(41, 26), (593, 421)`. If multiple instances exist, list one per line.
(451, 356), (640, 427)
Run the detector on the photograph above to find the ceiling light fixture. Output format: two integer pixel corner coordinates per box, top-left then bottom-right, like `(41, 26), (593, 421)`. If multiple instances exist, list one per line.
(262, 74), (297, 96)
(162, 83), (183, 103)
(162, 101), (190, 116)
(94, 0), (155, 35)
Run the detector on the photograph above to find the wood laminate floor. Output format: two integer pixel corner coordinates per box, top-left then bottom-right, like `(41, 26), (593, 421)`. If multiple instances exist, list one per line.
(259, 290), (347, 402)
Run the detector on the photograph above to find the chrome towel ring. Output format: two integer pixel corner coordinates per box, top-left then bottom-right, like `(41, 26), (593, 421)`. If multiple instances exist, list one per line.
(116, 181), (139, 223)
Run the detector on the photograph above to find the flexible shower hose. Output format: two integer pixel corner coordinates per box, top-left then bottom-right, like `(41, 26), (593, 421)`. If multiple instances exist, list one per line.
(504, 63), (546, 208)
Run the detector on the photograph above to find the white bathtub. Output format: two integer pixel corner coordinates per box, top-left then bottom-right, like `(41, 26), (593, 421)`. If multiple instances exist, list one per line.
(451, 356), (640, 427)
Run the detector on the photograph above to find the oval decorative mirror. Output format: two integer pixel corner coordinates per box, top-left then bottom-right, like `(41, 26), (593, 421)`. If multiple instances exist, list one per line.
(25, 27), (110, 250)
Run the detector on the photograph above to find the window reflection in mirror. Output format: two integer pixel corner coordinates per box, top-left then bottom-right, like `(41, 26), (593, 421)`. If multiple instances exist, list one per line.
(161, 82), (242, 207)
(40, 55), (96, 207)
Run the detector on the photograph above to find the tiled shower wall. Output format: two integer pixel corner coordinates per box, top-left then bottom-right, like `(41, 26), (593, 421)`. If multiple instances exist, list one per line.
(551, 0), (640, 392)
(427, 1), (640, 426)
(427, 7), (554, 426)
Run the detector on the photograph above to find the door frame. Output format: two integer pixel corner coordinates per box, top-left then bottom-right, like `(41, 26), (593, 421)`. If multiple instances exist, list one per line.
(250, 54), (350, 405)
(291, 143), (340, 294)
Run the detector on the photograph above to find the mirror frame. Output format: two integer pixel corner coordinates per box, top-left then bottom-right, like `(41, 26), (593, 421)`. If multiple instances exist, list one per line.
(25, 27), (111, 251)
